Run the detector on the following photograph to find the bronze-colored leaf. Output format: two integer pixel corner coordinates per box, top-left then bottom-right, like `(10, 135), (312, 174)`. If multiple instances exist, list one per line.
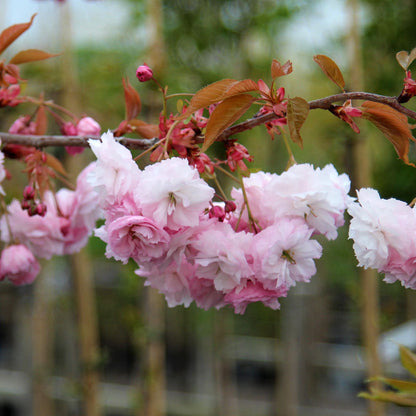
(271, 59), (293, 79)
(313, 54), (345, 90)
(202, 94), (255, 152)
(122, 78), (141, 120)
(224, 79), (259, 97)
(361, 101), (416, 166)
(0, 14), (36, 56)
(128, 119), (159, 139)
(46, 153), (67, 177)
(287, 96), (309, 149)
(178, 79), (238, 120)
(35, 105), (47, 136)
(9, 49), (60, 65)
(400, 345), (416, 377)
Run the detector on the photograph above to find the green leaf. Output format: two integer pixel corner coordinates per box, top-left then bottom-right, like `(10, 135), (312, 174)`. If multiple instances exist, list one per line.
(376, 376), (416, 394)
(400, 345), (416, 377)
(359, 388), (416, 407)
(287, 96), (309, 149)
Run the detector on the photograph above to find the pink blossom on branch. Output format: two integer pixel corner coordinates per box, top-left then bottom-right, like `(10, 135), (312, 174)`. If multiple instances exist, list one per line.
(0, 244), (40, 285)
(136, 64), (153, 82)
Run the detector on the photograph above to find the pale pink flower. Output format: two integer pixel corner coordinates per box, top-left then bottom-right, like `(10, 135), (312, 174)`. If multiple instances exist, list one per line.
(88, 131), (141, 205)
(224, 281), (288, 314)
(0, 244), (40, 285)
(348, 188), (416, 288)
(252, 217), (322, 290)
(135, 157), (214, 230)
(188, 276), (226, 310)
(136, 259), (195, 307)
(99, 215), (170, 265)
(192, 222), (253, 292)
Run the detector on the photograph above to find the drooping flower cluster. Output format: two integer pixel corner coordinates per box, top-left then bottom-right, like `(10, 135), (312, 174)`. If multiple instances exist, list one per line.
(348, 188), (416, 289)
(0, 161), (102, 284)
(88, 132), (351, 313)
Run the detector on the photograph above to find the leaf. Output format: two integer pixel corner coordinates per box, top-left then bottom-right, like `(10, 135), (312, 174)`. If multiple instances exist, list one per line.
(224, 79), (259, 97)
(9, 49), (60, 65)
(46, 153), (67, 177)
(128, 119), (159, 139)
(271, 59), (293, 79)
(313, 54), (345, 90)
(359, 388), (416, 407)
(376, 377), (416, 394)
(35, 105), (47, 136)
(202, 94), (255, 152)
(0, 14), (36, 55)
(122, 78), (141, 120)
(400, 345), (416, 377)
(287, 96), (309, 149)
(178, 79), (238, 120)
(361, 101), (416, 166)
(396, 48), (416, 71)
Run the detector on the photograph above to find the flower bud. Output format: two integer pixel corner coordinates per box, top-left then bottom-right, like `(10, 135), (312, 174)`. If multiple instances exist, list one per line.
(23, 185), (35, 200)
(136, 64), (153, 82)
(76, 116), (101, 137)
(35, 203), (47, 217)
(225, 200), (237, 213)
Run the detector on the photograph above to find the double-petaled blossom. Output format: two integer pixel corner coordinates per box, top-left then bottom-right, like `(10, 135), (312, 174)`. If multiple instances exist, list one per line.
(88, 131), (141, 205)
(8, 115), (37, 135)
(0, 244), (40, 285)
(348, 188), (416, 289)
(135, 157), (214, 230)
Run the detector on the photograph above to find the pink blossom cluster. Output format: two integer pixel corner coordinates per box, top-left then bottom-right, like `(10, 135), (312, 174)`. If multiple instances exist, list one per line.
(0, 162), (102, 285)
(348, 188), (416, 289)
(88, 132), (351, 314)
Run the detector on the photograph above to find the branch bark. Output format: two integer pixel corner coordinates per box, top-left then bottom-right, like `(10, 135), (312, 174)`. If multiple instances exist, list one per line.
(1, 91), (415, 150)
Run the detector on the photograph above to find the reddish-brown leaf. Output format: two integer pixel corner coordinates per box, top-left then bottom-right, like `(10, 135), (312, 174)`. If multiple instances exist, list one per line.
(271, 59), (293, 79)
(313, 54), (345, 90)
(128, 119), (159, 139)
(287, 96), (309, 149)
(0, 14), (36, 55)
(223, 79), (259, 97)
(9, 49), (60, 65)
(202, 94), (255, 152)
(46, 153), (67, 177)
(122, 78), (141, 120)
(35, 105), (47, 136)
(361, 101), (416, 166)
(178, 79), (238, 120)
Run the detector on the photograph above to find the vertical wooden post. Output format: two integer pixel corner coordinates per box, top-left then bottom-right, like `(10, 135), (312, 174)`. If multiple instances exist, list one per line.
(58, 2), (102, 415)
(32, 263), (54, 416)
(347, 1), (384, 415)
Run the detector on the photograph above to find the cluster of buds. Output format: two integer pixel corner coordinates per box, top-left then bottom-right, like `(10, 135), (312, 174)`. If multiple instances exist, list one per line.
(20, 185), (47, 217)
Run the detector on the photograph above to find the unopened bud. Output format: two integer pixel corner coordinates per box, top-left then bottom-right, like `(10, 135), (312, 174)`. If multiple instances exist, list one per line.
(35, 203), (47, 217)
(136, 64), (153, 82)
(23, 185), (35, 200)
(225, 200), (237, 213)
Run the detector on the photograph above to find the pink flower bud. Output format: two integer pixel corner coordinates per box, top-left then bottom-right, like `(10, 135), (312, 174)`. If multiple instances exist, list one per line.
(0, 244), (41, 285)
(209, 205), (226, 222)
(225, 200), (237, 213)
(76, 116), (101, 137)
(23, 185), (35, 200)
(136, 64), (153, 82)
(61, 121), (77, 136)
(35, 203), (47, 217)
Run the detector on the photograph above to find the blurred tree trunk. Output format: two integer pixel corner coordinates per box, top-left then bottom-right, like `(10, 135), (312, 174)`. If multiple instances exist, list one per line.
(347, 1), (384, 416)
(137, 2), (167, 416)
(59, 3), (102, 416)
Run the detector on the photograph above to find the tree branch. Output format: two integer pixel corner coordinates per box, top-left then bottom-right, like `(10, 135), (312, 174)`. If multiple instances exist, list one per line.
(1, 92), (415, 150)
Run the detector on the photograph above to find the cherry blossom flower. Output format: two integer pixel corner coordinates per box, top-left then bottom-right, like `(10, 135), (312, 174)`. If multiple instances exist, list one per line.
(0, 244), (40, 285)
(252, 218), (322, 290)
(348, 188), (416, 288)
(88, 131), (141, 205)
(135, 157), (214, 230)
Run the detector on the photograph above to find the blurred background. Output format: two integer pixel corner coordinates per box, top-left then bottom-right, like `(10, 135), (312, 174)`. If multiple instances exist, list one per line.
(1, 0), (416, 415)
